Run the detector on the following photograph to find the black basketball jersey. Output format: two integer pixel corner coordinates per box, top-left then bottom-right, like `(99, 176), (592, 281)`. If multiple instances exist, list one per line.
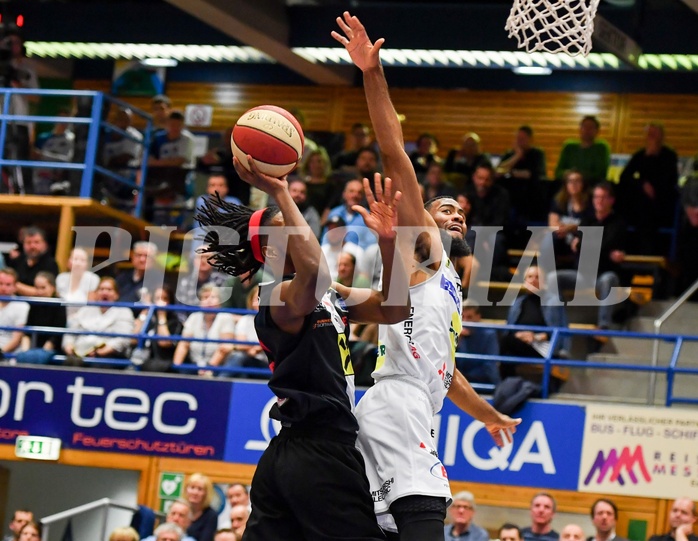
(255, 278), (358, 436)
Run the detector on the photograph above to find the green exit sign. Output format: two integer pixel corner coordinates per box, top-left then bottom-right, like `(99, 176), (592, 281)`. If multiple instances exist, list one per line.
(15, 436), (61, 461)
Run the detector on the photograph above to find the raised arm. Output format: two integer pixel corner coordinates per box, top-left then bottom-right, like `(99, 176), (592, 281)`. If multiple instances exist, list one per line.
(234, 157), (332, 333)
(333, 174), (410, 324)
(332, 12), (433, 230)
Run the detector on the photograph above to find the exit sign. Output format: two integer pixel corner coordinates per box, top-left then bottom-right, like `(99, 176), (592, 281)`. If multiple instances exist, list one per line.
(15, 436), (61, 461)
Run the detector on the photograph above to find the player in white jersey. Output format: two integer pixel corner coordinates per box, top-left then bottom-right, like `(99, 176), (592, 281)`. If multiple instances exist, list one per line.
(333, 13), (522, 541)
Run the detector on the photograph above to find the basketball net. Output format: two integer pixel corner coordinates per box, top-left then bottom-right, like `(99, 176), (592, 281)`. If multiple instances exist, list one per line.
(505, 0), (601, 57)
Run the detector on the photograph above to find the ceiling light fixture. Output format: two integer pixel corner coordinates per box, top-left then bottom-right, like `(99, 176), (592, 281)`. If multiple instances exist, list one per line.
(512, 66), (553, 75)
(141, 58), (178, 67)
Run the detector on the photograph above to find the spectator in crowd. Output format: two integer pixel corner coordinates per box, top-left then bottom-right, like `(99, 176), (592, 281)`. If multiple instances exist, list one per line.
(109, 527), (140, 541)
(498, 125), (547, 183)
(444, 132), (490, 190)
(457, 300), (500, 385)
(289, 107), (323, 170)
(354, 147), (381, 187)
(555, 116), (610, 184)
(193, 173), (242, 230)
(676, 179), (698, 298)
(466, 163), (511, 228)
(497, 125), (547, 223)
(218, 483), (251, 529)
(323, 179), (377, 249)
(547, 169), (593, 266)
(213, 530), (235, 541)
(444, 490), (489, 541)
(500, 265), (570, 390)
(184, 473), (218, 541)
(3, 509), (33, 541)
(56, 246), (100, 322)
(561, 525), (586, 541)
(147, 110), (196, 225)
(229, 506), (249, 541)
(422, 162), (457, 201)
(223, 285), (267, 377)
(31, 108), (74, 195)
(547, 181), (627, 331)
(132, 286), (183, 372)
(197, 128), (248, 205)
(336, 251), (370, 288)
(409, 132), (441, 177)
(0, 268), (30, 359)
(465, 163), (511, 280)
(7, 226), (59, 297)
(298, 148), (335, 222)
(16, 272), (66, 365)
(647, 498), (697, 541)
(288, 178), (321, 238)
(321, 215), (364, 280)
(333, 122), (373, 170)
(62, 277), (134, 359)
(618, 122), (679, 254)
(176, 249), (234, 311)
(101, 107), (144, 202)
(227, 483), (250, 511)
(173, 284), (235, 375)
(153, 523), (183, 541)
(142, 500), (195, 541)
(589, 498), (628, 541)
(115, 241), (159, 305)
(522, 492), (559, 541)
(3, 30), (39, 195)
(16, 523), (40, 541)
(501, 524), (525, 541)
(151, 94), (172, 131)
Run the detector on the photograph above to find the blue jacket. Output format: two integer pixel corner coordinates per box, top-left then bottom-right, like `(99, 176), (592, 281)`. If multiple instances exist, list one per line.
(505, 293), (571, 353)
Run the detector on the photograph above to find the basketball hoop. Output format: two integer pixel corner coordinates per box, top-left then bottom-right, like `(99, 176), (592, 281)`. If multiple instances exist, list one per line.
(505, 0), (601, 57)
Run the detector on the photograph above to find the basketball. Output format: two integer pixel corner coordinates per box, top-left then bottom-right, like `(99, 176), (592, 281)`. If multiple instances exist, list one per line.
(231, 105), (305, 178)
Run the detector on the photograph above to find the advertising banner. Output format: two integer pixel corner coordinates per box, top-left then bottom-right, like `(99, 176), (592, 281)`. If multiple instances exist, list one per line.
(0, 366), (232, 460)
(579, 404), (698, 499)
(224, 382), (586, 489)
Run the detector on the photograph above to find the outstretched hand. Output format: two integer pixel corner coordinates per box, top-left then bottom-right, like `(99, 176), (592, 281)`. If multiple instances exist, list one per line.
(331, 11), (385, 72)
(233, 155), (288, 195)
(485, 414), (522, 447)
(353, 173), (401, 242)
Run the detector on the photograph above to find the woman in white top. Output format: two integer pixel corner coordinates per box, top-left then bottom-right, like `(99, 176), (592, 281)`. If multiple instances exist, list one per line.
(173, 284), (235, 375)
(56, 247), (100, 320)
(223, 285), (267, 377)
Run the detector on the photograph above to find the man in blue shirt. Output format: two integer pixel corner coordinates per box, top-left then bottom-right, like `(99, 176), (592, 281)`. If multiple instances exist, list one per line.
(444, 491), (490, 541)
(322, 179), (377, 249)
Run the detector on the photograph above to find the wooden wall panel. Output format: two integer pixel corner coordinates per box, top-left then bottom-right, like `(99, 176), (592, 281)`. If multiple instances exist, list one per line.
(75, 80), (698, 178)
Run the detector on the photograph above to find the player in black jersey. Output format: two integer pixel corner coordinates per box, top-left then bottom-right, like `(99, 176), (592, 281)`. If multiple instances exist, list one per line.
(197, 155), (410, 541)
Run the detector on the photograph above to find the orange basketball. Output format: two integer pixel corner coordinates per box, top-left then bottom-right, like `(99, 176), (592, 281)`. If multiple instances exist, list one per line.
(231, 105), (305, 178)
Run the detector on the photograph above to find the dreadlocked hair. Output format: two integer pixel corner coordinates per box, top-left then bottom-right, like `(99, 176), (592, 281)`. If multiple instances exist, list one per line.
(195, 193), (279, 278)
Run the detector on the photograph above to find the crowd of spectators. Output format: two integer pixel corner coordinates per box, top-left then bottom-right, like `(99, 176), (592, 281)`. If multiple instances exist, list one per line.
(4, 479), (695, 541)
(1, 104), (697, 387)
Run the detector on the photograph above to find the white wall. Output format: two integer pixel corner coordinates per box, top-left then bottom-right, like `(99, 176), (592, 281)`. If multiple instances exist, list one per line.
(0, 461), (139, 541)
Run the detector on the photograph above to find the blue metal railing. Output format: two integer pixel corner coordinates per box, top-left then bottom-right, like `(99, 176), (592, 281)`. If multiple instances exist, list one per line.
(457, 320), (698, 406)
(2, 295), (698, 404)
(0, 88), (152, 216)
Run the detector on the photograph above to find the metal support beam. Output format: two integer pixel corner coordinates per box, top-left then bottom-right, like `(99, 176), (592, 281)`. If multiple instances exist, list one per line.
(593, 14), (642, 67)
(165, 0), (353, 85)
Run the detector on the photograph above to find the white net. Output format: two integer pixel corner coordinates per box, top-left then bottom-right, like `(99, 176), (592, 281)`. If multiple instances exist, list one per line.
(505, 0), (602, 56)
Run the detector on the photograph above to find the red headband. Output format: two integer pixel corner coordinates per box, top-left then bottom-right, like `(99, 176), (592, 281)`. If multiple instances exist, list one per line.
(248, 208), (266, 263)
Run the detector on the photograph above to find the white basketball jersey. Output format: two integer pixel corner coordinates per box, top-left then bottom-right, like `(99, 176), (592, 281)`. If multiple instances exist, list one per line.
(373, 250), (462, 412)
